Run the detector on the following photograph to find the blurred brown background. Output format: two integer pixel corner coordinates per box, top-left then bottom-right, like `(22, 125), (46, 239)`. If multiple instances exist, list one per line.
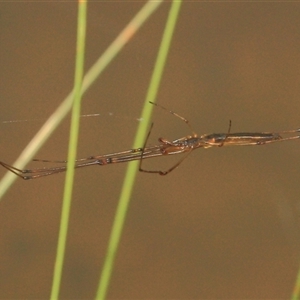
(1, 2), (300, 299)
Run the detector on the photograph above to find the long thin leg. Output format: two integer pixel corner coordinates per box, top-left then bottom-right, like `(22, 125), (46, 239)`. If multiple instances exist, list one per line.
(0, 161), (30, 180)
(139, 122), (155, 173)
(0, 160), (78, 180)
(0, 161), (60, 180)
(256, 130), (300, 145)
(139, 148), (193, 175)
(217, 120), (232, 147)
(149, 101), (197, 137)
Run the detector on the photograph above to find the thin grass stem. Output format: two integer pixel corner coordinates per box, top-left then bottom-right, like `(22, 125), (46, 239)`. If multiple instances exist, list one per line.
(95, 1), (183, 299)
(291, 267), (300, 300)
(50, 1), (87, 299)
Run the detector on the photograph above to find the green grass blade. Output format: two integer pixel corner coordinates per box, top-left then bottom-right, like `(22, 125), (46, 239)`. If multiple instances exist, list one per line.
(291, 267), (300, 300)
(95, 1), (183, 299)
(0, 0), (163, 200)
(50, 1), (87, 299)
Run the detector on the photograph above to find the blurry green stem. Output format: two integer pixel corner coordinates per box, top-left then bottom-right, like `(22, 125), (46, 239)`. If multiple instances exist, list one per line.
(291, 268), (300, 300)
(95, 1), (182, 299)
(50, 1), (87, 299)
